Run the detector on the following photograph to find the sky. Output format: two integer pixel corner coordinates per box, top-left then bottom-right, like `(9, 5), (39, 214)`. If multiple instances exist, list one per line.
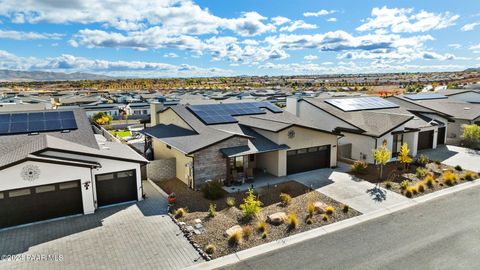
(0, 0), (479, 78)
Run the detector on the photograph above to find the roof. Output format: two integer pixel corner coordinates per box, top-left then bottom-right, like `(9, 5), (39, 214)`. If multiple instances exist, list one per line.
(435, 89), (480, 96)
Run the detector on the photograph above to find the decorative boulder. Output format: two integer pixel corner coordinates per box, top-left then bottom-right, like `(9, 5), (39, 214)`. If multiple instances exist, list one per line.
(267, 212), (287, 225)
(194, 218), (202, 224)
(224, 225), (242, 237)
(314, 202), (328, 214)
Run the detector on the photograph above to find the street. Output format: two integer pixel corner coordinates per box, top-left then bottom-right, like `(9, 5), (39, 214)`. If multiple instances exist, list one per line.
(219, 186), (480, 270)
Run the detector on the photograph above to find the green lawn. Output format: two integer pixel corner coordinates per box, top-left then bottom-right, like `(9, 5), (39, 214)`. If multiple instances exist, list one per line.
(110, 130), (132, 138)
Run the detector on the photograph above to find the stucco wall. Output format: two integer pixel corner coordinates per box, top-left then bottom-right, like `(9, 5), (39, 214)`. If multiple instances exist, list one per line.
(152, 139), (193, 186)
(147, 159), (176, 182)
(339, 132), (376, 163)
(256, 151), (281, 176)
(158, 108), (193, 131)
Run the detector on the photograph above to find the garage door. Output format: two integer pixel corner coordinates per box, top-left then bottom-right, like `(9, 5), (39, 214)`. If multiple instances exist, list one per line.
(437, 127), (446, 145)
(287, 145), (330, 175)
(0, 180), (83, 229)
(96, 170), (138, 207)
(418, 130), (434, 150)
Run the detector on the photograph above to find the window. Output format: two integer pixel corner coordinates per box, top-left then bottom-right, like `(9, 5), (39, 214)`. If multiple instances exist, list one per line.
(392, 133), (403, 157)
(297, 149), (307, 154)
(59, 181), (79, 190)
(308, 147), (318, 152)
(0, 192), (4, 199)
(118, 171), (134, 178)
(235, 156), (244, 169)
(9, 188), (31, 197)
(249, 154), (255, 162)
(96, 173), (114, 181)
(287, 150), (297, 156)
(35, 185), (56, 193)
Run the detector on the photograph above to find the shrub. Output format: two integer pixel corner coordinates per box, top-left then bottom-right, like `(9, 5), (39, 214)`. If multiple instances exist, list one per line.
(307, 202), (315, 217)
(175, 208), (186, 218)
(424, 175), (435, 188)
(400, 180), (410, 190)
(417, 182), (425, 193)
(228, 230), (243, 246)
(321, 214), (328, 221)
(416, 167), (428, 178)
(279, 193), (292, 206)
(208, 203), (217, 217)
(201, 181), (225, 200)
(416, 154), (429, 167)
(240, 188), (262, 218)
(306, 217), (313, 224)
(257, 221), (268, 232)
(405, 186), (417, 198)
(226, 197), (236, 207)
(461, 171), (478, 181)
(262, 231), (268, 239)
(384, 181), (393, 189)
(454, 165), (463, 171)
(287, 213), (299, 229)
(325, 206), (335, 215)
(242, 225), (253, 239)
(351, 160), (368, 174)
(442, 170), (457, 186)
(205, 244), (216, 255)
(342, 204), (350, 213)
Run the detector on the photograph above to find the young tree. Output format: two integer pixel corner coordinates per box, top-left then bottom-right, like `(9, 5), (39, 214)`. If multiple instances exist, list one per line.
(372, 143), (391, 180)
(461, 124), (480, 149)
(240, 188), (262, 218)
(398, 143), (413, 170)
(92, 112), (112, 125)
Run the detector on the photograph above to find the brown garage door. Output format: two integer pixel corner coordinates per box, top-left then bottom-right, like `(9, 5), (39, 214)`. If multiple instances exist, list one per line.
(418, 130), (434, 150)
(0, 180), (83, 229)
(96, 170), (138, 207)
(437, 127), (446, 145)
(287, 145), (330, 175)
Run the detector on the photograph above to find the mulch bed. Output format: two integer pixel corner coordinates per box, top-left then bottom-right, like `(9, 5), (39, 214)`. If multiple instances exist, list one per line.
(350, 161), (478, 198)
(157, 179), (361, 259)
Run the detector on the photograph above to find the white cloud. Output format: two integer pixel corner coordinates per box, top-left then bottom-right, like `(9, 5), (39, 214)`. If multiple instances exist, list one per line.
(279, 20), (317, 32)
(470, 43), (480, 52)
(357, 6), (459, 33)
(163, 52), (178, 58)
(304, 55), (318, 61)
(461, 22), (480, 31)
(271, 16), (290, 26)
(0, 29), (63, 40)
(303, 10), (335, 17)
(327, 18), (337, 22)
(448, 43), (462, 49)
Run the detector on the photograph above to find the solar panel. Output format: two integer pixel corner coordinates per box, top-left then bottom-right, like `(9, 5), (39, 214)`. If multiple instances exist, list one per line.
(325, 97), (399, 112)
(404, 93), (447, 100)
(0, 111), (78, 135)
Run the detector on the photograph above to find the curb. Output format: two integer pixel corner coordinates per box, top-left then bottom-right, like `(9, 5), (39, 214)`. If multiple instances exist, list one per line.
(184, 178), (480, 270)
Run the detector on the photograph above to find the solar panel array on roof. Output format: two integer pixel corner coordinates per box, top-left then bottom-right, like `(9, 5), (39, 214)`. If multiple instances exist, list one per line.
(404, 93), (448, 100)
(189, 102), (282, 125)
(325, 97), (399, 112)
(0, 111), (78, 135)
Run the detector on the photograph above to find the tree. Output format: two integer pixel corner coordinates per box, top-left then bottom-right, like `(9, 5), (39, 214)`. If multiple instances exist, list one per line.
(372, 143), (391, 180)
(240, 188), (262, 218)
(461, 124), (480, 149)
(92, 112), (112, 125)
(398, 143), (413, 170)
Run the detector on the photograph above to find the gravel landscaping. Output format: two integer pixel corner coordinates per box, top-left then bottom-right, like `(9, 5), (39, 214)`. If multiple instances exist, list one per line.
(157, 179), (361, 259)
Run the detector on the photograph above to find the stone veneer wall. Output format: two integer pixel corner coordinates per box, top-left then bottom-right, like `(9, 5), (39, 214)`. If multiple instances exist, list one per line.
(147, 158), (176, 182)
(193, 136), (248, 188)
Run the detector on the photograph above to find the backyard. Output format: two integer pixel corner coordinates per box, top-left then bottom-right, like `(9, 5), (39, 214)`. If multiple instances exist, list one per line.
(109, 129), (132, 138)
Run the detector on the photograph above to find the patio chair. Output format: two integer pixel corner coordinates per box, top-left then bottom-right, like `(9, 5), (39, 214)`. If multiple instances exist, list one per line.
(246, 168), (254, 183)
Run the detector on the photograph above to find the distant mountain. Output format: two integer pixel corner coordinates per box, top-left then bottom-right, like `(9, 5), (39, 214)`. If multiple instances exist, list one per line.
(0, 70), (115, 82)
(464, 67), (480, 72)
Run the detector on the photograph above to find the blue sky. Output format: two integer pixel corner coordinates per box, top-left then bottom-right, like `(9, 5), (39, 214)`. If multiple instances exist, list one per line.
(0, 0), (479, 77)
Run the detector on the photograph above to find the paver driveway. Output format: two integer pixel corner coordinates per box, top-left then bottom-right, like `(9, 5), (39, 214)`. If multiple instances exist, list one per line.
(420, 145), (480, 173)
(0, 181), (202, 270)
(290, 163), (413, 214)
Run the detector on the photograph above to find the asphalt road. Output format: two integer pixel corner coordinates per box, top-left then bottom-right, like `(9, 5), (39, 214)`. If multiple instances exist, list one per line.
(219, 186), (480, 270)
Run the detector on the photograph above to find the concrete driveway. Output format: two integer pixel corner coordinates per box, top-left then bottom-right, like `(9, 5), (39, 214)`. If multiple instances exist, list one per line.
(419, 145), (480, 172)
(0, 181), (202, 270)
(290, 163), (412, 214)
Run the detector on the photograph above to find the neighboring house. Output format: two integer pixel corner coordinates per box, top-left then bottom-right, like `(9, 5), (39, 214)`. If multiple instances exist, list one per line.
(435, 89), (480, 104)
(287, 96), (450, 164)
(81, 103), (121, 118)
(0, 109), (148, 229)
(388, 94), (480, 144)
(142, 102), (339, 189)
(126, 102), (150, 117)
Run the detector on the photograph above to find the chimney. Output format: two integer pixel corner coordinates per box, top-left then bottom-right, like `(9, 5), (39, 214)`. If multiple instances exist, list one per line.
(150, 102), (164, 126)
(286, 96), (299, 116)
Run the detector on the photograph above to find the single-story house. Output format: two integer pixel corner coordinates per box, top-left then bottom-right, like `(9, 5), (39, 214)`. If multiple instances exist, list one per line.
(0, 109), (147, 229)
(287, 96), (450, 164)
(142, 102), (340, 189)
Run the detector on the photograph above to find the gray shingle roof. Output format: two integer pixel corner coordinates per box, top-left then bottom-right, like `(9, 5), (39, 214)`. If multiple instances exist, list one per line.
(392, 96), (480, 120)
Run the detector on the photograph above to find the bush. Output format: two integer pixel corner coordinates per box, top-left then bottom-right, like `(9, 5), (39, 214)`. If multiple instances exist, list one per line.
(461, 171), (478, 181)
(208, 203), (216, 217)
(434, 160), (441, 165)
(416, 154), (429, 167)
(262, 231), (268, 239)
(321, 214), (328, 221)
(226, 197), (236, 207)
(201, 181), (225, 200)
(325, 206), (335, 215)
(424, 175), (435, 188)
(228, 231), (243, 246)
(175, 208), (186, 218)
(454, 165), (463, 171)
(400, 180), (410, 190)
(205, 244), (216, 255)
(342, 204), (350, 213)
(416, 167), (428, 178)
(240, 188), (262, 218)
(351, 160), (368, 174)
(242, 225), (253, 239)
(257, 221), (267, 232)
(417, 182), (425, 193)
(307, 202), (315, 217)
(279, 193), (292, 206)
(287, 213), (299, 229)
(442, 170), (457, 185)
(306, 217), (313, 224)
(405, 186), (417, 198)
(384, 181), (393, 189)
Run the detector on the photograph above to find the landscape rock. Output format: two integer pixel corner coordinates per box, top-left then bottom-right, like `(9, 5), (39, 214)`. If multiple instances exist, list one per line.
(224, 225), (242, 237)
(186, 225), (194, 232)
(267, 212), (287, 225)
(194, 218), (202, 224)
(193, 229), (201, 235)
(194, 223), (203, 230)
(313, 202), (328, 214)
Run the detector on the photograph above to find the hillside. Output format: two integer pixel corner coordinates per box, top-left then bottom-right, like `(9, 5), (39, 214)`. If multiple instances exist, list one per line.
(0, 70), (114, 82)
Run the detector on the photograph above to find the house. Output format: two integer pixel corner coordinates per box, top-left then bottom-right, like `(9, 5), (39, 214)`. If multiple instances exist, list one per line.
(142, 102), (339, 189)
(388, 93), (480, 144)
(126, 102), (150, 117)
(287, 96), (450, 164)
(434, 89), (480, 104)
(0, 109), (148, 229)
(81, 103), (121, 119)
